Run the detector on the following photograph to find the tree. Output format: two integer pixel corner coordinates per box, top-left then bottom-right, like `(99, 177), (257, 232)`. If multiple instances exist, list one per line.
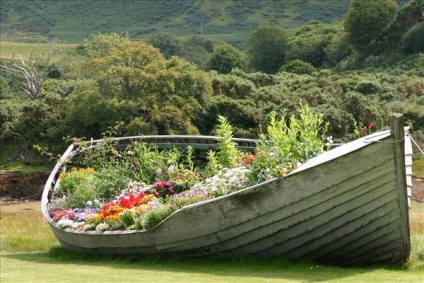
(1, 40), (61, 100)
(247, 25), (288, 74)
(206, 44), (247, 74)
(344, 0), (398, 56)
(402, 22), (424, 54)
(147, 32), (183, 59)
(83, 35), (212, 135)
(286, 22), (340, 68)
(84, 33), (128, 58)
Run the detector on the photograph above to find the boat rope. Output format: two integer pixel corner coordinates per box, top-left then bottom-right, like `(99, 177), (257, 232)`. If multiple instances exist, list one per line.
(410, 134), (424, 155)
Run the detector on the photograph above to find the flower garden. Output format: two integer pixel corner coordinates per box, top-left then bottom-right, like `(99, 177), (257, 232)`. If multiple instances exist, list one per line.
(48, 106), (328, 232)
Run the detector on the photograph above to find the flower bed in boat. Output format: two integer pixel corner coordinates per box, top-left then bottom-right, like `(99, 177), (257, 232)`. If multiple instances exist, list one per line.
(48, 106), (328, 232)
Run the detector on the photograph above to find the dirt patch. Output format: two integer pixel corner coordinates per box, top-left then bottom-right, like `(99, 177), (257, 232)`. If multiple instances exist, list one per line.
(412, 178), (424, 203)
(0, 171), (49, 200)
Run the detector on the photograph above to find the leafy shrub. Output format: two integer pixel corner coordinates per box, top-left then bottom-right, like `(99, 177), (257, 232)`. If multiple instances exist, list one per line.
(354, 80), (381, 95)
(95, 162), (132, 200)
(56, 167), (96, 197)
(279, 60), (317, 75)
(138, 204), (175, 230)
(402, 22), (424, 54)
(249, 104), (327, 183)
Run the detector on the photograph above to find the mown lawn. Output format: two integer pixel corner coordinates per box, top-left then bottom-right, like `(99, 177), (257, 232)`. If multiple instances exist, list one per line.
(1, 201), (423, 283)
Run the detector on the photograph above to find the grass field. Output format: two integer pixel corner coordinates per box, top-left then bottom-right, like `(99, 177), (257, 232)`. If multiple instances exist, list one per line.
(1, 201), (423, 283)
(0, 41), (83, 66)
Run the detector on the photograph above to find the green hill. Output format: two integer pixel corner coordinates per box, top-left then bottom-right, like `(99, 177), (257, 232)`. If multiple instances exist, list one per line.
(0, 0), (409, 48)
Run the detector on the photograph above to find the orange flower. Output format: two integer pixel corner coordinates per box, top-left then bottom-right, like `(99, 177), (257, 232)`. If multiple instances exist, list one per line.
(58, 172), (67, 179)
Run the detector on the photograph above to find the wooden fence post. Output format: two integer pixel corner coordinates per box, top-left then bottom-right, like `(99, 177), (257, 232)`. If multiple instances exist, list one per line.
(390, 113), (410, 259)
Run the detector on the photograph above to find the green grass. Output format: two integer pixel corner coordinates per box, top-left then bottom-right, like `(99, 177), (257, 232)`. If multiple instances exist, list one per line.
(0, 41), (83, 66)
(0, 160), (53, 173)
(1, 202), (423, 282)
(413, 156), (424, 178)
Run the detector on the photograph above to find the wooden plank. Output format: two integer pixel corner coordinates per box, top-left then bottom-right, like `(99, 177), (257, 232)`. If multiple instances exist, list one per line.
(283, 200), (401, 260)
(239, 187), (399, 256)
(308, 207), (401, 261)
(328, 225), (402, 265)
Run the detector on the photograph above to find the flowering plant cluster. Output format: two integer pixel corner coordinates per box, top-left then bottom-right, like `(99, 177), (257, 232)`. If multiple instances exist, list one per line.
(354, 121), (376, 136)
(49, 105), (327, 232)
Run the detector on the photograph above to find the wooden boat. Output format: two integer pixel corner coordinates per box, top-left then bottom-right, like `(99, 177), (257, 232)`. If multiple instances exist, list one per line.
(41, 114), (412, 266)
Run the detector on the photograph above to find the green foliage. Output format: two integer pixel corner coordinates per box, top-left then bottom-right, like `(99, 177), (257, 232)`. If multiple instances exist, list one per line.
(204, 150), (220, 177)
(344, 0), (398, 57)
(354, 80), (382, 95)
(249, 105), (327, 183)
(84, 32), (129, 58)
(247, 25), (288, 74)
(214, 115), (241, 168)
(56, 168), (97, 204)
(323, 32), (353, 67)
(279, 60), (317, 75)
(119, 210), (137, 228)
(74, 136), (121, 169)
(129, 142), (179, 184)
(82, 34), (212, 136)
(286, 22), (341, 68)
(95, 162), (132, 200)
(64, 174), (99, 208)
(138, 204), (175, 230)
(147, 32), (183, 59)
(402, 22), (424, 54)
(206, 44), (247, 74)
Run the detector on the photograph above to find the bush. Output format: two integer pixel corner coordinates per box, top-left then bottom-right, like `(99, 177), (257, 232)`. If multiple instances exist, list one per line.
(279, 60), (317, 75)
(402, 22), (424, 54)
(354, 80), (381, 95)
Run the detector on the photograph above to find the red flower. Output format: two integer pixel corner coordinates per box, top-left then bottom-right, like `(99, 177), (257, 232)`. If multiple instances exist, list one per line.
(367, 122), (375, 129)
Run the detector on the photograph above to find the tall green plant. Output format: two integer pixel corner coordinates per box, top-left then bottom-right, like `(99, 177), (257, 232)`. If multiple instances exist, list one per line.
(214, 115), (241, 168)
(250, 105), (327, 183)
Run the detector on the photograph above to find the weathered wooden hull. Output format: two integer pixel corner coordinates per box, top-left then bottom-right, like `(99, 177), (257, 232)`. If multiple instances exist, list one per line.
(41, 119), (411, 266)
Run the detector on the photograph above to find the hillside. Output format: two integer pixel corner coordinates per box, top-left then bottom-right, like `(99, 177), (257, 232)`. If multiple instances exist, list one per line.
(0, 0), (409, 48)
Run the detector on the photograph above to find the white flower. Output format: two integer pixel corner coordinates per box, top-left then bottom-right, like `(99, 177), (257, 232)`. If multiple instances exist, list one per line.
(84, 224), (95, 231)
(72, 221), (85, 230)
(95, 223), (110, 232)
(167, 165), (175, 174)
(57, 219), (74, 229)
(86, 200), (93, 207)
